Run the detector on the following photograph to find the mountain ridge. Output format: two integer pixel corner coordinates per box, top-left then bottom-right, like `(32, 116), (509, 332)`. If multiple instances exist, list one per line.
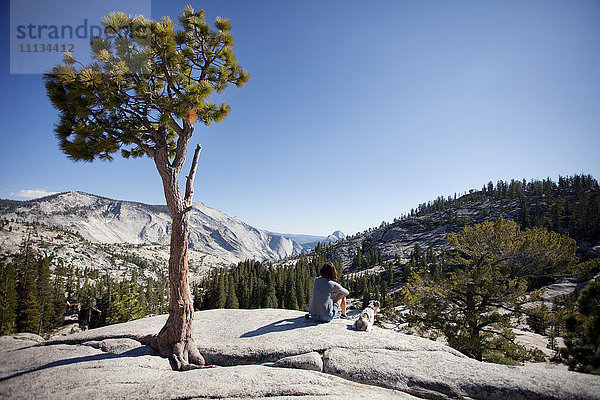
(0, 191), (306, 265)
(308, 175), (600, 270)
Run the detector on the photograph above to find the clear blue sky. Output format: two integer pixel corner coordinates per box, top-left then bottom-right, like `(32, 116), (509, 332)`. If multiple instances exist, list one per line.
(1, 0), (599, 236)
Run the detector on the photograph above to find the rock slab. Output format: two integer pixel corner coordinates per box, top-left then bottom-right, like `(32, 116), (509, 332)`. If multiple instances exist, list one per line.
(324, 348), (600, 400)
(2, 309), (599, 399)
(0, 335), (412, 399)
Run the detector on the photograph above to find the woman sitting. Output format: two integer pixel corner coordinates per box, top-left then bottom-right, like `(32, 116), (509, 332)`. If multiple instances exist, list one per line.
(306, 262), (349, 322)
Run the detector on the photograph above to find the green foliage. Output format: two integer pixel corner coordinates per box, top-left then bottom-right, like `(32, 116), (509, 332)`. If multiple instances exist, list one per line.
(36, 257), (55, 335)
(345, 175), (599, 251)
(45, 6), (249, 163)
(224, 276), (239, 309)
(0, 262), (17, 335)
(343, 266), (398, 312)
(351, 247), (382, 271)
(15, 251), (41, 334)
(561, 278), (600, 374)
(403, 219), (578, 364)
(1, 239), (169, 335)
(572, 258), (600, 282)
(197, 255), (327, 312)
(526, 304), (551, 335)
(105, 279), (147, 325)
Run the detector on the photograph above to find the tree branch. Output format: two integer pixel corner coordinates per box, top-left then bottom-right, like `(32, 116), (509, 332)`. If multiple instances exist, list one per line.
(480, 327), (517, 342)
(170, 117), (184, 136)
(172, 119), (193, 171)
(184, 144), (202, 211)
(130, 136), (156, 158)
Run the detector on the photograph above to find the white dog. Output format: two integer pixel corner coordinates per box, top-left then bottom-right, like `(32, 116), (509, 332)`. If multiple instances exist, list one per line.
(353, 300), (380, 332)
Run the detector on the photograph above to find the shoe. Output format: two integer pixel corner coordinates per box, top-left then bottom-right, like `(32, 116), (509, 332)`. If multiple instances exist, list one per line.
(305, 313), (311, 320)
(339, 314), (350, 320)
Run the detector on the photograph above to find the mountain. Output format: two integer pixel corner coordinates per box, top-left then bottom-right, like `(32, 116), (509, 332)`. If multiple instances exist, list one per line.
(323, 175), (600, 270)
(0, 191), (304, 265)
(267, 233), (326, 245)
(268, 230), (346, 252)
(323, 230), (346, 245)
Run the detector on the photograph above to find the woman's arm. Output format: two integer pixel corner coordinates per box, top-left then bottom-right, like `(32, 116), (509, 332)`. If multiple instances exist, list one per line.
(332, 281), (349, 296)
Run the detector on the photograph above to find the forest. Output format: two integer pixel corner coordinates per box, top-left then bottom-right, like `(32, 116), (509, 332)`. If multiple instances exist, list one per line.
(0, 237), (169, 336)
(403, 174), (598, 244)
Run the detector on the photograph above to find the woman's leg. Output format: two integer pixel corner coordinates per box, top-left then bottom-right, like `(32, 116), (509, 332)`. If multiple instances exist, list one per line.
(332, 292), (348, 317)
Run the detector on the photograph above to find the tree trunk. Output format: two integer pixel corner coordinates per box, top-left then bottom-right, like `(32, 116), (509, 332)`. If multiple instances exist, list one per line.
(155, 209), (205, 370)
(465, 286), (483, 361)
(154, 141), (204, 371)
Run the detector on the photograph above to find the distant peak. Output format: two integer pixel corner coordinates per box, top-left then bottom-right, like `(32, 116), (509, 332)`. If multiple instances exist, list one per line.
(323, 230), (345, 244)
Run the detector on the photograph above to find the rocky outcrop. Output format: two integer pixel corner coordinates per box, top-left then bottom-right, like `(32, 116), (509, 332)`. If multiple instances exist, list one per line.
(331, 198), (522, 267)
(1, 309), (599, 399)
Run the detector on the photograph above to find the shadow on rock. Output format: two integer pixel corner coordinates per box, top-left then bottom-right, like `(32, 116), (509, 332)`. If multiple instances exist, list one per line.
(0, 347), (154, 383)
(240, 317), (312, 338)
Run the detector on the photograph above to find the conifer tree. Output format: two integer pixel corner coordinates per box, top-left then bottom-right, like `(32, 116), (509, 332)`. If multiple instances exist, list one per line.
(16, 263), (40, 334)
(215, 274), (227, 309)
(78, 280), (97, 328)
(146, 278), (159, 313)
(44, 6), (248, 370)
(561, 278), (600, 375)
(403, 219), (577, 364)
(225, 276), (239, 309)
(106, 285), (127, 325)
(51, 267), (66, 328)
(237, 278), (249, 309)
(286, 281), (299, 310)
(264, 286), (278, 309)
(0, 262), (17, 335)
(36, 257), (55, 335)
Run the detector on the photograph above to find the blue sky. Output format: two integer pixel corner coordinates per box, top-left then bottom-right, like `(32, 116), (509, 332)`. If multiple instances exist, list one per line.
(1, 0), (599, 236)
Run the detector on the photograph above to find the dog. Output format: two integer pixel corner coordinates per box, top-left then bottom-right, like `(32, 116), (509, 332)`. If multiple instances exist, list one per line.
(353, 300), (380, 332)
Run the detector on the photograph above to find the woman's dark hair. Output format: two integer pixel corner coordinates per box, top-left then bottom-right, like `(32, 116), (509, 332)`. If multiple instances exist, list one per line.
(320, 262), (338, 281)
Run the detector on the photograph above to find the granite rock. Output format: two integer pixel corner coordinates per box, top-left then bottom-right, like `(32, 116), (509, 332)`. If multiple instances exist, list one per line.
(273, 351), (324, 372)
(0, 335), (413, 399)
(2, 309), (599, 399)
(323, 348), (600, 400)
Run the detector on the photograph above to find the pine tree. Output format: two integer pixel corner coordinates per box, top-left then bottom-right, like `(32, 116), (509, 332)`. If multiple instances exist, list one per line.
(403, 219), (577, 364)
(236, 277), (249, 309)
(106, 284), (127, 325)
(561, 278), (600, 375)
(146, 278), (159, 313)
(16, 263), (40, 334)
(286, 280), (299, 311)
(51, 267), (66, 328)
(0, 262), (17, 335)
(45, 5), (249, 370)
(78, 281), (97, 328)
(215, 274), (227, 309)
(264, 286), (278, 309)
(225, 276), (239, 309)
(352, 248), (363, 270)
(36, 257), (55, 335)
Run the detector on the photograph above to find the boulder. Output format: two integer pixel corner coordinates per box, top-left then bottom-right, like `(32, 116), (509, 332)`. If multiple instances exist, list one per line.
(272, 351), (324, 371)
